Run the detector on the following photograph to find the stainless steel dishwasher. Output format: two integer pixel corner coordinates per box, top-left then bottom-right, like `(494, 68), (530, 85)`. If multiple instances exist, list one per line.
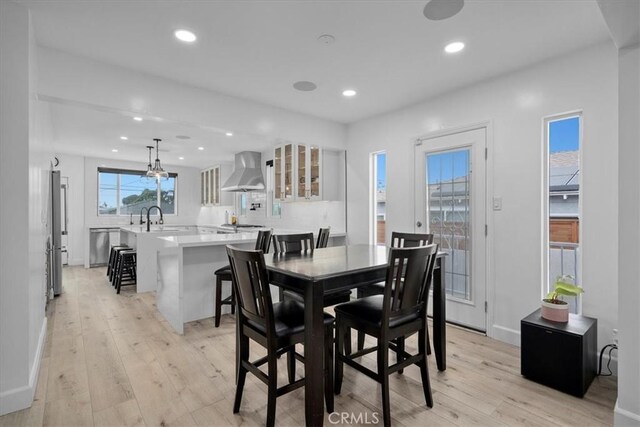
(89, 228), (113, 267)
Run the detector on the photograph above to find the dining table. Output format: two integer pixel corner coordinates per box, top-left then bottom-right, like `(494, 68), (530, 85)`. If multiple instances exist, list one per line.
(264, 244), (447, 426)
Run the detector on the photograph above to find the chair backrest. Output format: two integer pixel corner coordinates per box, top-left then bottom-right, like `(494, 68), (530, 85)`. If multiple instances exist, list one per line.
(390, 232), (434, 248)
(272, 233), (315, 254)
(226, 245), (275, 335)
(316, 227), (331, 249)
(254, 229), (273, 253)
(382, 244), (439, 326)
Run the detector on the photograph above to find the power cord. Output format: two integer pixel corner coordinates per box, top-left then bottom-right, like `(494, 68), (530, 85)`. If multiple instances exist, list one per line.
(598, 343), (618, 376)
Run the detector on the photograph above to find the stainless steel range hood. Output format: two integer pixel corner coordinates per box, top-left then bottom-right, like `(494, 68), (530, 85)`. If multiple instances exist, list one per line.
(221, 151), (266, 192)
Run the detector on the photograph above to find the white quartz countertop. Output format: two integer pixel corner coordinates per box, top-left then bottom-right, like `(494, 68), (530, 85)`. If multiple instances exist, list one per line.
(159, 229), (346, 248)
(119, 225), (197, 234)
(159, 232), (260, 247)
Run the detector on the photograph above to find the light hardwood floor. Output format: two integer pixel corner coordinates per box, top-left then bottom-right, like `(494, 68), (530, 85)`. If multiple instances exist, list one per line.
(1, 266), (616, 426)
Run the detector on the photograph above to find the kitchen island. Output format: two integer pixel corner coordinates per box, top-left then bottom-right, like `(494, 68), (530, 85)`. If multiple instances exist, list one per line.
(155, 230), (346, 334)
(119, 225), (219, 292)
(155, 233), (258, 334)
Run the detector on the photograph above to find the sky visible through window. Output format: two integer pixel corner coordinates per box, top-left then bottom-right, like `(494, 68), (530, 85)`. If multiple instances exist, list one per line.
(549, 116), (579, 153)
(376, 153), (386, 190)
(427, 149), (469, 184)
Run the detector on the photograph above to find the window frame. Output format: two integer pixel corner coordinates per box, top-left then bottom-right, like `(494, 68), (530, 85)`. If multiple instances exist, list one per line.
(542, 111), (583, 307)
(370, 151), (387, 245)
(97, 167), (178, 216)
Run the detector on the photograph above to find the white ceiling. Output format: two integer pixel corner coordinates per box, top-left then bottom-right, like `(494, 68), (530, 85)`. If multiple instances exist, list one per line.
(45, 100), (271, 168)
(24, 0), (611, 167)
(27, 0), (610, 125)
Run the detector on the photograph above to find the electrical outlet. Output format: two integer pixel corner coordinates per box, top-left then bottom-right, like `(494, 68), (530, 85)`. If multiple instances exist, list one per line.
(613, 328), (619, 346)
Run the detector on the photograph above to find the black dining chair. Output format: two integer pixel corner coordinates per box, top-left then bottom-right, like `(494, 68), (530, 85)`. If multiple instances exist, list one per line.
(226, 245), (335, 427)
(316, 227), (331, 249)
(276, 230), (352, 308)
(334, 244), (439, 427)
(213, 229), (272, 327)
(356, 231), (434, 353)
(271, 232), (315, 254)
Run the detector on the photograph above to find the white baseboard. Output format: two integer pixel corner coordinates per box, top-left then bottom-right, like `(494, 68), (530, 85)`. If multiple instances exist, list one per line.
(0, 317), (47, 416)
(491, 324), (521, 346)
(615, 400), (640, 426)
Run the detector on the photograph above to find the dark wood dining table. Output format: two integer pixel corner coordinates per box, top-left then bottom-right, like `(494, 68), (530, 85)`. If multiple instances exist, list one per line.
(264, 244), (447, 426)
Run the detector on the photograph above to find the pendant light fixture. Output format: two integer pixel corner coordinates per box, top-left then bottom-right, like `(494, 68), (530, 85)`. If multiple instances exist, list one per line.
(146, 138), (169, 180)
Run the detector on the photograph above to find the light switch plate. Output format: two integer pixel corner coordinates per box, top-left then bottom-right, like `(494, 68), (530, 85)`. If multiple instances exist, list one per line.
(493, 197), (503, 211)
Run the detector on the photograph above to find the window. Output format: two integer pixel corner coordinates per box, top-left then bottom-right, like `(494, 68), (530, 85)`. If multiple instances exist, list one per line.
(371, 152), (387, 244)
(545, 114), (581, 310)
(98, 168), (177, 216)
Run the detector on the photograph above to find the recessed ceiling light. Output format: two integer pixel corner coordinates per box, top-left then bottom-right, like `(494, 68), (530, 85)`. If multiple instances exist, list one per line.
(444, 41), (465, 54)
(225, 132), (233, 137)
(424, 0), (464, 21)
(178, 156), (185, 160)
(175, 29), (197, 43)
(197, 147), (204, 151)
(120, 136), (128, 140)
(293, 81), (317, 92)
(133, 117), (143, 122)
(342, 89), (357, 97)
(112, 149), (119, 153)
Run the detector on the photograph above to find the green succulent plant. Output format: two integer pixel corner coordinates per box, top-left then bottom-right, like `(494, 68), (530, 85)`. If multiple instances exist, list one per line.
(545, 275), (583, 304)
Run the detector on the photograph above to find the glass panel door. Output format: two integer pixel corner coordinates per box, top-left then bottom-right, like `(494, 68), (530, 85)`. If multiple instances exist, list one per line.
(427, 149), (471, 301)
(274, 147), (282, 200)
(284, 144), (293, 199)
(310, 146), (321, 198)
(415, 127), (487, 331)
(298, 145), (307, 198)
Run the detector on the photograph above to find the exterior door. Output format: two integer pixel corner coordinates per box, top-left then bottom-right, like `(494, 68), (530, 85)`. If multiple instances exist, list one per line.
(415, 128), (487, 331)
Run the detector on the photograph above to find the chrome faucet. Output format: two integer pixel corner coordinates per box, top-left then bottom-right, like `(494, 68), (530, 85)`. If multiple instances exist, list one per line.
(139, 207), (149, 225)
(146, 205), (163, 232)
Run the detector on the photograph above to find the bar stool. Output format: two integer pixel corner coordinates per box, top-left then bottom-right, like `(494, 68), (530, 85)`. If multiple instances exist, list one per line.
(213, 229), (272, 327)
(108, 245), (129, 283)
(114, 250), (137, 294)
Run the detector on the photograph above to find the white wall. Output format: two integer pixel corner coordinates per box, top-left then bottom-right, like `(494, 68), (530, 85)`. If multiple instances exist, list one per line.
(346, 42), (618, 349)
(616, 44), (640, 425)
(0, 2), (49, 415)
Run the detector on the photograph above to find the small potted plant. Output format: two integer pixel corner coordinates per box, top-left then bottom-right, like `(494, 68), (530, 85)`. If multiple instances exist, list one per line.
(541, 275), (584, 322)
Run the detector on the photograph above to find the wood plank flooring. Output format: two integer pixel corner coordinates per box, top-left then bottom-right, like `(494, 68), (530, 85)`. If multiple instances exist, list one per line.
(0, 266), (616, 426)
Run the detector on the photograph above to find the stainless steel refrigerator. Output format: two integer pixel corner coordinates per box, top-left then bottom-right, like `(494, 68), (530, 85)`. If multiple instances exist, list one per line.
(50, 170), (66, 296)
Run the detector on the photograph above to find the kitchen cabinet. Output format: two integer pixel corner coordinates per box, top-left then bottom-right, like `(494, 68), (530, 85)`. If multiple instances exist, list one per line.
(273, 143), (344, 202)
(201, 164), (233, 206)
(274, 143), (294, 202)
(296, 144), (322, 200)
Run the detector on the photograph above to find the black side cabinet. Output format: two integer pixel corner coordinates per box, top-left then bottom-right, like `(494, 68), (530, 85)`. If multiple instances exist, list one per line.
(521, 309), (597, 397)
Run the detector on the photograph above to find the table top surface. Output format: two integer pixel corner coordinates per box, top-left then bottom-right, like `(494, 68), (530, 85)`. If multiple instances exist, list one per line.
(522, 308), (597, 335)
(264, 244), (389, 281)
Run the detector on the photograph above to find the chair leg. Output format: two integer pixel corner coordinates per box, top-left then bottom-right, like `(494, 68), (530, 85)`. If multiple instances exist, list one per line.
(214, 275), (222, 327)
(377, 339), (391, 427)
(287, 346), (296, 384)
(233, 333), (249, 413)
(334, 322), (345, 395)
(266, 346), (278, 427)
(396, 336), (405, 374)
(344, 328), (352, 356)
(230, 285), (235, 315)
(418, 328), (433, 408)
(324, 324), (334, 414)
(426, 326), (432, 355)
(357, 331), (366, 352)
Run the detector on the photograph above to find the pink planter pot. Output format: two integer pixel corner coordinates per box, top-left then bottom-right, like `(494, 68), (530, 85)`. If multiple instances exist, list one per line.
(541, 300), (569, 322)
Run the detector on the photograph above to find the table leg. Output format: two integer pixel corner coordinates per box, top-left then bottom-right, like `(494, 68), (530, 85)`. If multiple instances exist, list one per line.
(433, 261), (446, 371)
(304, 282), (325, 426)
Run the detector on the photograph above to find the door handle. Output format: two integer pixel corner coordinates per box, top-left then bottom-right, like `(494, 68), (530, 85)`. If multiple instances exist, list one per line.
(416, 221), (423, 228)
